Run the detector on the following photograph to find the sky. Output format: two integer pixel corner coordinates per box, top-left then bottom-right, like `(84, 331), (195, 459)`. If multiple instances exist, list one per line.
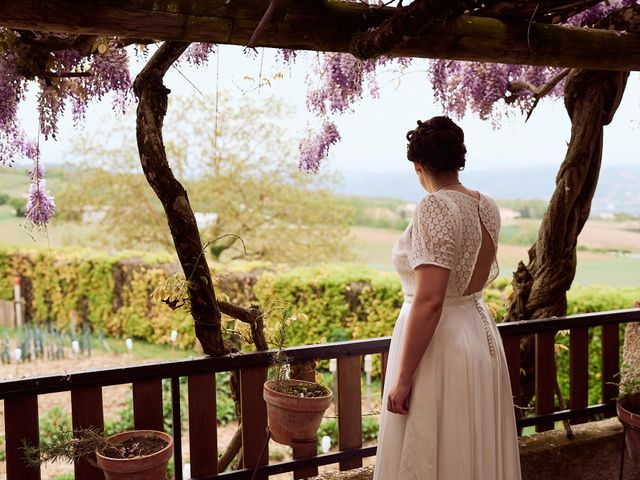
(14, 45), (640, 179)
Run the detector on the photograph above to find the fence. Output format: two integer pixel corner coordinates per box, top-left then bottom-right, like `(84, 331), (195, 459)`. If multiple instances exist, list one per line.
(1, 307), (640, 479)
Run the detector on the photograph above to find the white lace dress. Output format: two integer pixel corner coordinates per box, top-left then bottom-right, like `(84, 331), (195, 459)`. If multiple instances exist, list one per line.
(373, 190), (521, 480)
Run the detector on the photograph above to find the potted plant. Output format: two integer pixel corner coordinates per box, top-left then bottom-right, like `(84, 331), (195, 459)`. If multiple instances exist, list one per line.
(24, 427), (173, 479)
(263, 307), (333, 447)
(616, 366), (640, 463)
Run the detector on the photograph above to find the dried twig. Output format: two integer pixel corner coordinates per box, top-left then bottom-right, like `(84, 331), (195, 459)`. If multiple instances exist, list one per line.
(218, 424), (242, 472)
(504, 68), (570, 120)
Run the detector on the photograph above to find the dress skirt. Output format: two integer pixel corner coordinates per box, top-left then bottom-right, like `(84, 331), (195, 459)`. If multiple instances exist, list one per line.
(373, 293), (522, 480)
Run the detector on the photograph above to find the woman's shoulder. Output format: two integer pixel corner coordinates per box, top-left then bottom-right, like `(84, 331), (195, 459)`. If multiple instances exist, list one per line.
(417, 192), (458, 213)
(477, 191), (500, 211)
(413, 193), (462, 228)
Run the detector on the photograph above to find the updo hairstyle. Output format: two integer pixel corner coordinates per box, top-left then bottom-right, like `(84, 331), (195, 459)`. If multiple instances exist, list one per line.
(406, 116), (466, 172)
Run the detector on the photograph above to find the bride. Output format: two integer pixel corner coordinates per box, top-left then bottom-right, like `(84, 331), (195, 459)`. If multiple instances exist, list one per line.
(373, 116), (521, 480)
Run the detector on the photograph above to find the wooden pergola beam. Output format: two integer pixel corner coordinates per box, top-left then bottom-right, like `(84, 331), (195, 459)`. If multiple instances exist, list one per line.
(1, 0), (640, 70)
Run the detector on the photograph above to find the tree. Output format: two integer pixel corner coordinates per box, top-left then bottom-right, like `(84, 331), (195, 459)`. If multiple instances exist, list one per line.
(57, 92), (353, 263)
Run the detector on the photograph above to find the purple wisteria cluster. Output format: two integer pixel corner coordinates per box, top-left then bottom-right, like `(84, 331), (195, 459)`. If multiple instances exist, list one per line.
(25, 160), (56, 227)
(0, 33), (135, 224)
(428, 0), (638, 123)
(299, 121), (341, 172)
(428, 61), (563, 123)
(306, 53), (381, 115)
(568, 0), (638, 26)
(183, 43), (216, 66)
(298, 52), (409, 172)
(293, 0), (638, 172)
(0, 43), (34, 166)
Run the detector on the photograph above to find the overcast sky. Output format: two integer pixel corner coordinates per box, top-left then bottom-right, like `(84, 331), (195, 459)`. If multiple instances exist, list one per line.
(15, 45), (640, 178)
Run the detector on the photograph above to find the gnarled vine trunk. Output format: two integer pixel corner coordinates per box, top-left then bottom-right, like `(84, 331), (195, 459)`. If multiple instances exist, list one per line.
(503, 3), (640, 407)
(133, 41), (226, 356)
(133, 41), (274, 470)
(504, 68), (628, 402)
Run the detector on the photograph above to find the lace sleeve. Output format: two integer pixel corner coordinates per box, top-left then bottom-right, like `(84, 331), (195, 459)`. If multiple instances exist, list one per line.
(408, 194), (457, 270)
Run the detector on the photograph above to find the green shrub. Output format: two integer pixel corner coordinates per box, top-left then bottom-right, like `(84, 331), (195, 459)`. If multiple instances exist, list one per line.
(317, 416), (379, 448)
(216, 372), (238, 425)
(40, 406), (72, 439)
(1, 245), (637, 360)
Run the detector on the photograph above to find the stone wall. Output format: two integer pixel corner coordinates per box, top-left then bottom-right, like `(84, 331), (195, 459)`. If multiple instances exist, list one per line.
(520, 418), (639, 480)
(309, 418), (640, 480)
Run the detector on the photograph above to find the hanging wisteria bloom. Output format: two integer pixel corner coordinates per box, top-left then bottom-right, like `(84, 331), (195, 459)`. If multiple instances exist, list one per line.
(26, 162), (56, 227)
(299, 121), (341, 172)
(300, 52), (396, 170)
(183, 42), (216, 66)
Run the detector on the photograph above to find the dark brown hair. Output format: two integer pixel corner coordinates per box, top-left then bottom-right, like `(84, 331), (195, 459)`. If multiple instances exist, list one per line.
(406, 116), (466, 172)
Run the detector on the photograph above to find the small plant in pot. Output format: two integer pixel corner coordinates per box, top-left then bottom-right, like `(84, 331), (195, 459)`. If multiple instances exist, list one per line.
(23, 427), (173, 479)
(263, 306), (333, 447)
(616, 366), (640, 463)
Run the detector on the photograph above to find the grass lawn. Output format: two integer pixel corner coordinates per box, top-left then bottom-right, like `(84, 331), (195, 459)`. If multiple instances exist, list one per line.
(1, 325), (198, 365)
(0, 214), (105, 247)
(351, 225), (640, 287)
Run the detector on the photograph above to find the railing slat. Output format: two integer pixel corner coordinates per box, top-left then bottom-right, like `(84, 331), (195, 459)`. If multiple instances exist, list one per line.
(502, 336), (522, 423)
(602, 324), (620, 402)
(171, 376), (183, 480)
(337, 356), (362, 471)
(133, 379), (164, 431)
(188, 373), (218, 477)
(5, 394), (40, 480)
(71, 387), (104, 480)
(0, 308), (638, 480)
(569, 327), (589, 424)
(240, 366), (268, 480)
(535, 332), (556, 432)
(292, 361), (319, 480)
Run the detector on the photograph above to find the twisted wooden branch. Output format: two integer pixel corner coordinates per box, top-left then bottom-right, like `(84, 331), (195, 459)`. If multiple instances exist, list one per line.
(134, 41), (226, 356)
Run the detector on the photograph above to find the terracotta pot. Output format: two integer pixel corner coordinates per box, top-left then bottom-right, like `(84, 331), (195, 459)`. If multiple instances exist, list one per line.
(95, 430), (173, 480)
(264, 379), (333, 446)
(617, 394), (640, 463)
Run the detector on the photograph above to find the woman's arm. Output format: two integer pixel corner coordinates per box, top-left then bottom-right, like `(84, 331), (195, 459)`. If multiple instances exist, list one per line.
(386, 264), (450, 414)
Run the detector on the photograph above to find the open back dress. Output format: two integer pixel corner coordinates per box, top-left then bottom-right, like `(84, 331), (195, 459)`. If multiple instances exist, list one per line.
(373, 190), (522, 480)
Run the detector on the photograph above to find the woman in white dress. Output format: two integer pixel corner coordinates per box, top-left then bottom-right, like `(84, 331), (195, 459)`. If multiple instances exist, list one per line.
(373, 116), (521, 480)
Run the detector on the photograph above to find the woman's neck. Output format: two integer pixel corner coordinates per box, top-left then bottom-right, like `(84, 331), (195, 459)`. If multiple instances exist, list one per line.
(426, 173), (460, 193)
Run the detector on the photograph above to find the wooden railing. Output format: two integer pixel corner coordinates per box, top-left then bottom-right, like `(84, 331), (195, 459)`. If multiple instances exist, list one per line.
(1, 307), (639, 480)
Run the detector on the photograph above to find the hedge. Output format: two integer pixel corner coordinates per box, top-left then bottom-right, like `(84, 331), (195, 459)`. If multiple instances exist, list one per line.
(0, 245), (638, 354)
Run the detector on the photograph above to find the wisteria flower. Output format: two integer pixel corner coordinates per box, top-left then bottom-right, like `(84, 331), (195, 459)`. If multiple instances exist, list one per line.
(299, 121), (341, 172)
(26, 179), (56, 227)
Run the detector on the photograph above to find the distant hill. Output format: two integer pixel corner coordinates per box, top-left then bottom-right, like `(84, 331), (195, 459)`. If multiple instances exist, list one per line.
(2, 162), (638, 215)
(335, 164), (640, 215)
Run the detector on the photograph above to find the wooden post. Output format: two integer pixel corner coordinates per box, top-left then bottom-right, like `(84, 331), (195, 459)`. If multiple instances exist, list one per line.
(569, 327), (589, 424)
(133, 379), (164, 431)
(188, 373), (218, 477)
(602, 324), (620, 402)
(5, 394), (40, 480)
(535, 332), (556, 432)
(337, 356), (362, 471)
(240, 366), (269, 480)
(71, 387), (104, 480)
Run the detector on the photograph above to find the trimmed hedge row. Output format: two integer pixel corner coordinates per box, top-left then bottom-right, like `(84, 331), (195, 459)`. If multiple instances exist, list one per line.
(1, 245), (638, 352)
(0, 245), (195, 348)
